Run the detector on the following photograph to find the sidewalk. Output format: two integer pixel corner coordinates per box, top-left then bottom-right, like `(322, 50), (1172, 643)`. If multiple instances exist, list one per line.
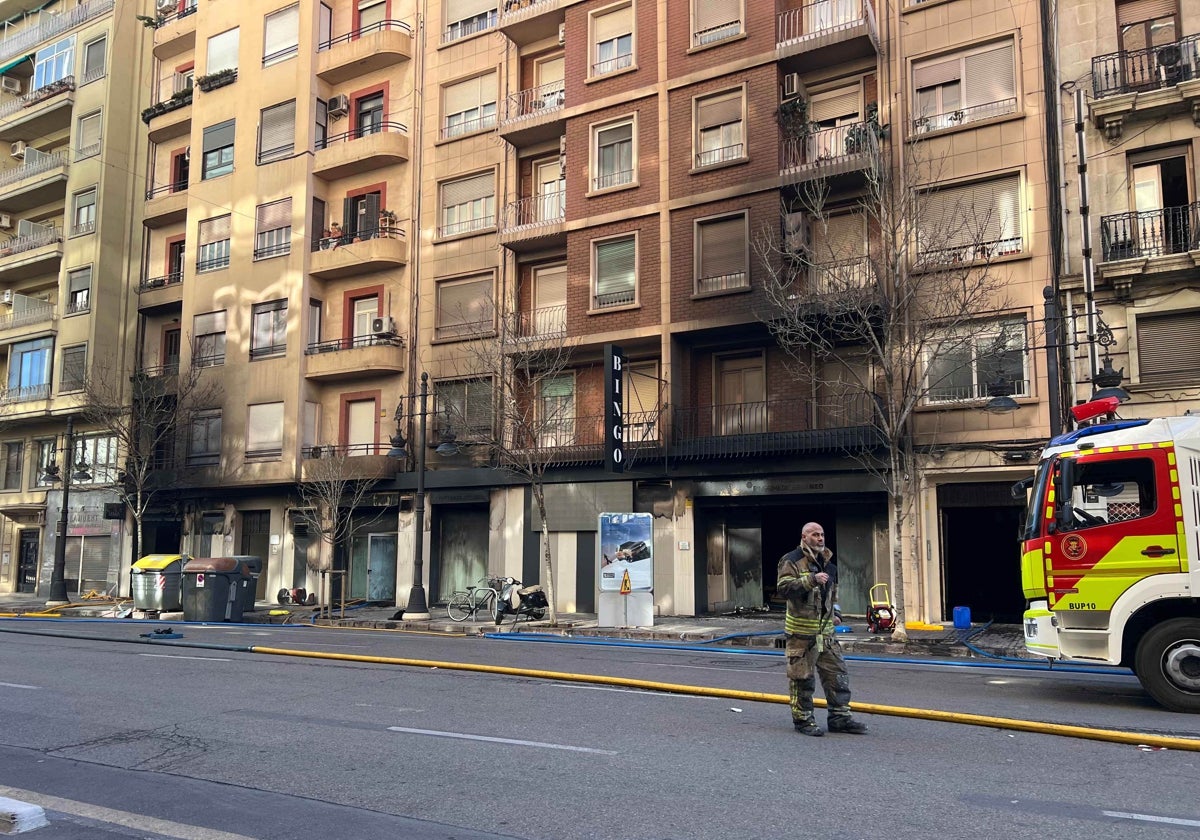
(0, 593), (1031, 661)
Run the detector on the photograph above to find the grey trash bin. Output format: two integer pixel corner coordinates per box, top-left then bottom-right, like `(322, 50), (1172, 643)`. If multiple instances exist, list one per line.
(130, 554), (186, 612)
(227, 556), (263, 613)
(181, 557), (247, 622)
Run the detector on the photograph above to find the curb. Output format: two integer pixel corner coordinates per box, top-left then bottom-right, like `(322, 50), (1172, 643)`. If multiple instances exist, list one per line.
(0, 795), (48, 834)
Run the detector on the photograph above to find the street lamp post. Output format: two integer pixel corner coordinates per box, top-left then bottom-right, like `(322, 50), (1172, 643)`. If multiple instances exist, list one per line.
(44, 416), (90, 606)
(389, 372), (431, 620)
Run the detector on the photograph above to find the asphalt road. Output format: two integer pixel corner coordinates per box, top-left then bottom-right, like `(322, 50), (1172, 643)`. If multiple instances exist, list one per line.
(2, 619), (1198, 840)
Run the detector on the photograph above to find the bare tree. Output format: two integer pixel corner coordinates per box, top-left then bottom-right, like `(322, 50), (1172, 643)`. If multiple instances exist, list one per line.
(291, 447), (385, 607)
(75, 353), (222, 562)
(755, 127), (1017, 639)
(435, 294), (578, 624)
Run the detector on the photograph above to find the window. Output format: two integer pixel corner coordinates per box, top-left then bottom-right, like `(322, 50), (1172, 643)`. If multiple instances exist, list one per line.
(443, 0), (497, 43)
(197, 215), (231, 271)
(1058, 455), (1157, 532)
(917, 173), (1022, 265)
(352, 295), (379, 339)
(163, 327), (182, 373)
(442, 73), (497, 138)
(1117, 0), (1178, 66)
(692, 0), (741, 46)
(71, 189), (96, 237)
(694, 213), (748, 294)
(263, 5), (299, 65)
(75, 435), (117, 485)
(625, 360), (660, 438)
(913, 41), (1016, 133)
(167, 240), (186, 280)
(33, 37), (73, 89)
(694, 90), (744, 168)
(538, 375), (575, 447)
(345, 398), (378, 453)
(439, 173), (495, 236)
(591, 4), (633, 76)
(593, 118), (634, 190)
(527, 264), (567, 336)
(207, 28), (240, 73)
(344, 191), (382, 239)
(6, 339), (51, 402)
(188, 410), (222, 466)
(202, 120), (235, 179)
(254, 198), (292, 259)
(251, 299), (288, 358)
(66, 268), (91, 314)
(172, 149), (190, 191)
(258, 100), (296, 163)
(82, 36), (106, 83)
(60, 344), (86, 391)
(319, 3), (332, 47)
(358, 0), (387, 30)
(308, 299), (323, 347)
(247, 402), (285, 459)
(315, 98), (328, 149)
(193, 310), (227, 367)
(809, 212), (870, 292)
(926, 317), (1028, 402)
(356, 92), (384, 138)
(435, 378), (493, 438)
(1137, 311), (1200, 383)
(435, 275), (492, 339)
(593, 234), (637, 308)
(2, 442), (23, 491)
(76, 111), (101, 158)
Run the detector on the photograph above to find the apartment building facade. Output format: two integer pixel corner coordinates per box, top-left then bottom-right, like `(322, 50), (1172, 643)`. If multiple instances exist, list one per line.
(0, 0), (145, 597)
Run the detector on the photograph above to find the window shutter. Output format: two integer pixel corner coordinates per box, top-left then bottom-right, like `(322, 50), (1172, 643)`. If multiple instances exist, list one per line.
(203, 120), (235, 153)
(809, 87), (860, 122)
(68, 268), (91, 292)
(696, 92), (742, 129)
(444, 76), (484, 114)
(594, 6), (631, 41)
(698, 215), (745, 278)
(264, 4), (299, 58)
(447, 0), (497, 22)
(79, 535), (111, 589)
(78, 114), (101, 148)
(1117, 0), (1177, 25)
(256, 198), (292, 233)
(815, 213), (866, 260)
(259, 101), (296, 157)
(1137, 312), (1200, 382)
(963, 43), (1015, 107)
(438, 278), (489, 328)
(199, 215), (231, 245)
(347, 400), (376, 448)
(312, 197), (326, 238)
(342, 197), (354, 228)
(625, 362), (659, 414)
(84, 38), (106, 76)
(442, 172), (493, 206)
(535, 266), (567, 308)
(194, 310), (226, 335)
(695, 0), (740, 32)
(923, 175), (1020, 247)
(596, 237), (636, 295)
(913, 57), (961, 89)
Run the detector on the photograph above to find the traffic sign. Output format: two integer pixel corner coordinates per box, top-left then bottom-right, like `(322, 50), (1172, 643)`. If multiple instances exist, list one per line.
(620, 570), (632, 595)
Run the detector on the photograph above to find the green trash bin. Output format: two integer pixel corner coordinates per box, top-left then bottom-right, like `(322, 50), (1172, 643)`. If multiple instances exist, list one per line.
(130, 554), (187, 612)
(227, 556), (263, 613)
(181, 557), (247, 622)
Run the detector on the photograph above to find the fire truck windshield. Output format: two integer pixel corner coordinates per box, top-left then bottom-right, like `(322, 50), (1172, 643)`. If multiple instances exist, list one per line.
(1021, 458), (1053, 541)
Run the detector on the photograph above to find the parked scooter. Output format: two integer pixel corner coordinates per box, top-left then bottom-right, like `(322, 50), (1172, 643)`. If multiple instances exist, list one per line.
(494, 576), (548, 625)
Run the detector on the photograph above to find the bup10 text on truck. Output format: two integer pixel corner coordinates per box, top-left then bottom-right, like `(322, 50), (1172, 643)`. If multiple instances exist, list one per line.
(1019, 397), (1200, 712)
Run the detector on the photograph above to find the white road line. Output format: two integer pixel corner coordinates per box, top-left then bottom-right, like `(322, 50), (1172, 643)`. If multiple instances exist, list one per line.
(0, 785), (258, 840)
(1103, 810), (1200, 828)
(641, 661), (774, 675)
(138, 654), (232, 662)
(0, 681), (40, 689)
(551, 682), (706, 698)
(387, 725), (618, 755)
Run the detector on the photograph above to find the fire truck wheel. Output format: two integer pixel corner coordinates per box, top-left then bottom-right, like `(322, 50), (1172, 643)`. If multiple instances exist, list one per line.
(1134, 618), (1200, 713)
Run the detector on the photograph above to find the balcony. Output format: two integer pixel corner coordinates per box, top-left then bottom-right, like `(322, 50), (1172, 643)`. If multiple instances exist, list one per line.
(780, 121), (877, 185)
(0, 76), (75, 142)
(137, 271), (184, 312)
(303, 334), (405, 381)
(507, 304), (567, 340)
(776, 0), (879, 71)
(914, 236), (1023, 270)
(313, 123), (409, 179)
(301, 442), (396, 481)
(0, 149), (68, 211)
(0, 224), (62, 280)
(144, 182), (188, 228)
(316, 20), (412, 84)
(498, 0), (564, 44)
(152, 0), (197, 58)
(0, 298), (55, 345)
(911, 98), (1018, 137)
(309, 223), (407, 279)
(498, 191), (565, 250)
(497, 83), (565, 146)
(0, 382), (51, 409)
(0, 0), (114, 66)
(1098, 203), (1200, 294)
(499, 410), (662, 467)
(671, 395), (879, 460)
(142, 84), (192, 144)
(1090, 35), (1200, 138)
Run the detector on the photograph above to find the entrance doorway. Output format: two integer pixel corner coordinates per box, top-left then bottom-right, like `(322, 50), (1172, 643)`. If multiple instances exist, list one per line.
(240, 510), (271, 599)
(435, 506), (488, 603)
(939, 483), (1024, 623)
(350, 532), (397, 603)
(17, 529), (38, 593)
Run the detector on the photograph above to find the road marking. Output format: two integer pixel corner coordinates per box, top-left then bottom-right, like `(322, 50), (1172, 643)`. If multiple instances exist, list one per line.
(641, 661), (774, 675)
(387, 725), (617, 755)
(551, 682), (706, 698)
(0, 785), (258, 840)
(0, 681), (39, 689)
(1103, 810), (1200, 828)
(138, 654), (232, 662)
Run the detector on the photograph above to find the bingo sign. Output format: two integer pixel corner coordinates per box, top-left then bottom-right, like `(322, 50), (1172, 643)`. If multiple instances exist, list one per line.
(598, 512), (653, 592)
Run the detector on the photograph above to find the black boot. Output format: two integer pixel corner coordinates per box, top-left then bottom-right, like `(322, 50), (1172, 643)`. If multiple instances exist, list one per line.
(827, 716), (868, 734)
(793, 719), (824, 736)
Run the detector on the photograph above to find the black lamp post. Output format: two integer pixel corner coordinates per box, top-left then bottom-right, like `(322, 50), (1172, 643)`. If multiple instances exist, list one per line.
(43, 416), (92, 606)
(388, 372), (430, 620)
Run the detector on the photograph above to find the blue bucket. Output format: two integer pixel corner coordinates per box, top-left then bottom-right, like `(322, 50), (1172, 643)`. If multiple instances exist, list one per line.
(953, 606), (971, 630)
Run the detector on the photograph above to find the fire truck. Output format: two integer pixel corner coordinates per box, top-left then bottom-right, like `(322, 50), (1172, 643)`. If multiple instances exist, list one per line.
(1020, 397), (1200, 712)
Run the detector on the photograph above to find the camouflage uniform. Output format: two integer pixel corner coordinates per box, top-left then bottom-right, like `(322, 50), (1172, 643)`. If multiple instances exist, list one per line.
(777, 541), (853, 725)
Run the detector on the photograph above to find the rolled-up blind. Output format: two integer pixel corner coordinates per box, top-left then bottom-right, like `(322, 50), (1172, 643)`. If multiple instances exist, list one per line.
(1117, 0), (1176, 25)
(698, 215), (745, 278)
(810, 87), (860, 122)
(816, 213), (866, 260)
(442, 172), (493, 206)
(68, 268), (91, 292)
(194, 310), (226, 335)
(444, 75), (484, 114)
(446, 0), (496, 22)
(438, 276), (490, 329)
(697, 92), (742, 129)
(1137, 312), (1200, 381)
(695, 0), (740, 32)
(594, 6), (631, 41)
(964, 43), (1015, 107)
(259, 101), (295, 156)
(922, 174), (1020, 247)
(256, 198), (292, 232)
(913, 57), (960, 89)
(199, 215), (231, 245)
(247, 403), (284, 450)
(596, 236), (636, 295)
(203, 119), (235, 153)
(264, 4), (299, 58)
(207, 27), (239, 73)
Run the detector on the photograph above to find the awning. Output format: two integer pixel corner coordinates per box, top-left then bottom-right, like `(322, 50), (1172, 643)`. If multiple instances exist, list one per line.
(0, 54), (29, 75)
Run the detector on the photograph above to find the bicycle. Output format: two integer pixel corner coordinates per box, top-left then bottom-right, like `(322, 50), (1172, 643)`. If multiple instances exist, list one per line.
(445, 577), (502, 622)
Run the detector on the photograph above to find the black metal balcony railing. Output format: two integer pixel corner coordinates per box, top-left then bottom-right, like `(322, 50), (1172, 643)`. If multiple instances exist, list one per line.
(315, 121), (407, 151)
(196, 254), (230, 272)
(916, 236), (1023, 268)
(505, 411), (661, 464)
(1092, 34), (1200, 99)
(927, 379), (1030, 404)
(146, 181), (187, 199)
(695, 272), (749, 295)
(672, 395), (879, 459)
(139, 271), (183, 292)
(65, 297), (90, 315)
(305, 442), (394, 458)
(509, 304), (567, 338)
(1101, 203), (1200, 261)
(310, 222), (404, 251)
(304, 333), (404, 354)
(911, 98), (1018, 134)
(318, 18), (413, 51)
(154, 0), (197, 28)
(138, 360), (181, 378)
(253, 240), (291, 260)
(262, 45), (299, 65)
(782, 121), (877, 170)
(257, 142), (295, 164)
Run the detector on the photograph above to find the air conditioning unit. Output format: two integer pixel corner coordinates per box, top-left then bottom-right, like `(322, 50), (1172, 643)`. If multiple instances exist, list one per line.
(0, 77), (21, 95)
(0, 214), (11, 230)
(371, 316), (397, 336)
(9, 140), (27, 159)
(782, 73), (801, 100)
(156, 0), (176, 12)
(183, 145), (190, 160)
(327, 93), (350, 118)
(557, 23), (565, 45)
(0, 290), (13, 305)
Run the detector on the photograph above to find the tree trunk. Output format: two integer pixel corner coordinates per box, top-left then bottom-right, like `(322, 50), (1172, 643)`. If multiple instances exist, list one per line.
(533, 484), (557, 625)
(889, 450), (909, 642)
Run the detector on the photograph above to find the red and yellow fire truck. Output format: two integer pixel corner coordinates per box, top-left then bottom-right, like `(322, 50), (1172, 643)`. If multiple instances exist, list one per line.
(1020, 398), (1200, 712)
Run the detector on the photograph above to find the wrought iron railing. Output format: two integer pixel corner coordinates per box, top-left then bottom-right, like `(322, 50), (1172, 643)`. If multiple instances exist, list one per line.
(671, 395), (879, 458)
(146, 182), (187, 199)
(1100, 203), (1200, 260)
(501, 82), (565, 124)
(0, 0), (114, 64)
(693, 18), (741, 47)
(696, 143), (744, 168)
(310, 223), (405, 251)
(695, 272), (749, 295)
(927, 379), (1030, 403)
(507, 411), (661, 462)
(594, 287), (635, 309)
(139, 272), (183, 292)
(69, 220), (95, 237)
(508, 305), (567, 338)
(593, 169), (634, 190)
(500, 191), (565, 234)
(314, 121), (407, 151)
(911, 98), (1018, 134)
(1092, 34), (1200, 99)
(0, 75), (75, 120)
(304, 334), (404, 354)
(137, 361), (180, 377)
(781, 121), (877, 171)
(777, 0), (875, 45)
(437, 216), (494, 238)
(304, 442), (392, 457)
(154, 0), (197, 28)
(318, 18), (412, 51)
(915, 236), (1023, 268)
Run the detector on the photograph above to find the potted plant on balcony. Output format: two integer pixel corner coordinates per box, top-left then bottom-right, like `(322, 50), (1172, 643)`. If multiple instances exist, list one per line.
(845, 103), (886, 154)
(378, 209), (398, 238)
(196, 68), (237, 92)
